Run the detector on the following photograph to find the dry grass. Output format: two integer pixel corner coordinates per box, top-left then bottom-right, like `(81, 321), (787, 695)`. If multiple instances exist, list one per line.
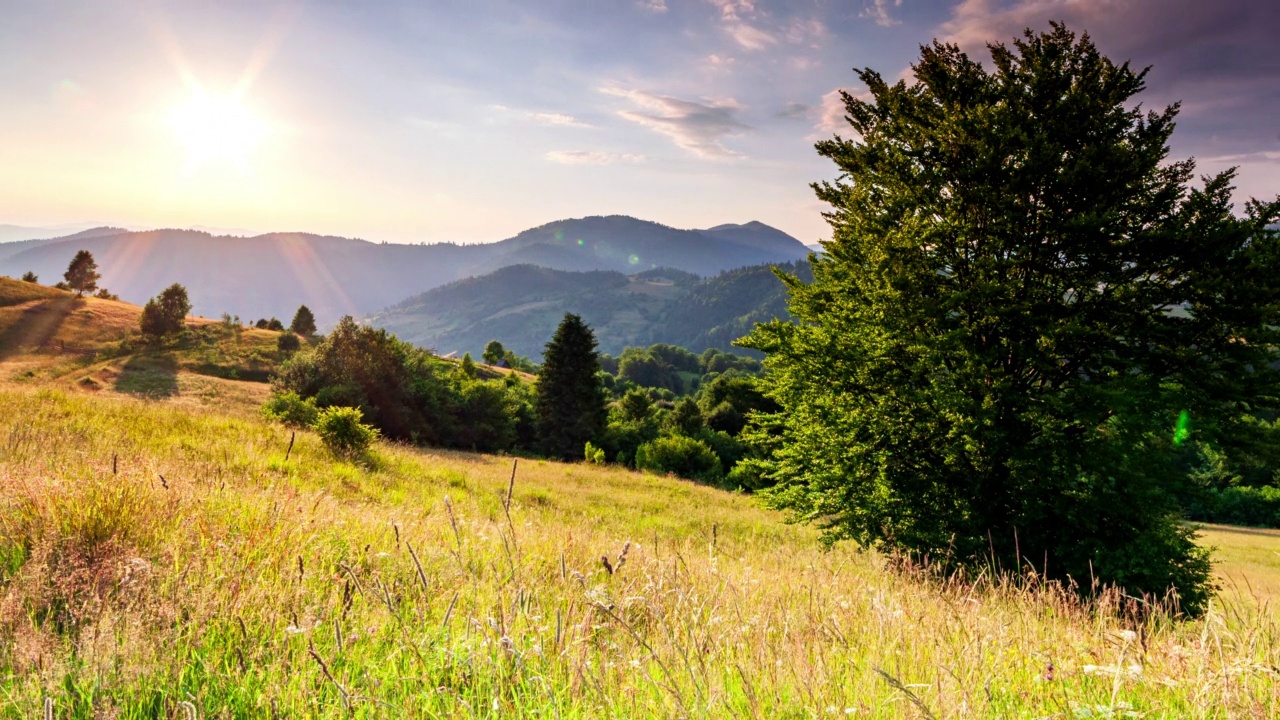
(0, 386), (1278, 718)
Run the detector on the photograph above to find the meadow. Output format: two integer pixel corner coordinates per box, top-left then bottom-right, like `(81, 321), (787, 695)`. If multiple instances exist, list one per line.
(1, 383), (1278, 718)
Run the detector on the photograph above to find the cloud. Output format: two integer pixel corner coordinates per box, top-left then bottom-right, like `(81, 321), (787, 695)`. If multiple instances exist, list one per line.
(545, 150), (646, 165)
(528, 112), (592, 128)
(602, 87), (750, 158)
(636, 0), (668, 13)
(860, 0), (903, 28)
(727, 22), (776, 50)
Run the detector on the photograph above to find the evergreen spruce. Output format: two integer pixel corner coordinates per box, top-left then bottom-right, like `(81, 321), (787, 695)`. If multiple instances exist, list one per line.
(536, 313), (607, 459)
(290, 305), (317, 336)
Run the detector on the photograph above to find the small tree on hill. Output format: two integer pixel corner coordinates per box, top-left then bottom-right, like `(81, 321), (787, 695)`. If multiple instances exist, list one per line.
(140, 283), (192, 338)
(742, 24), (1280, 616)
(63, 250), (100, 296)
(536, 313), (607, 459)
(482, 340), (506, 365)
(460, 352), (477, 378)
(20, 271), (37, 283)
(290, 305), (317, 336)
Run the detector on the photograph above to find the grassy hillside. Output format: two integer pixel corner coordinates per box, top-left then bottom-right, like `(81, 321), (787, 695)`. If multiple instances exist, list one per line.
(0, 384), (1278, 716)
(0, 277), (292, 411)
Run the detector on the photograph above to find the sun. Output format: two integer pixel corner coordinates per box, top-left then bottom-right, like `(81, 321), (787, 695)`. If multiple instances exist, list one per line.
(168, 90), (269, 172)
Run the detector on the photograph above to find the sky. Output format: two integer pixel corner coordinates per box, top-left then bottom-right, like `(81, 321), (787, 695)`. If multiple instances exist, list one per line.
(0, 0), (1276, 245)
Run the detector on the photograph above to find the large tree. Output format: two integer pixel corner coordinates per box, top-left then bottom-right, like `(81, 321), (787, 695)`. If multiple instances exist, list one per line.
(536, 313), (607, 459)
(742, 24), (1280, 616)
(63, 250), (100, 297)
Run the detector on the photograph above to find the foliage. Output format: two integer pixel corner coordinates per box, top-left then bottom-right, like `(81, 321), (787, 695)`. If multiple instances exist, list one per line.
(62, 249), (100, 296)
(536, 313), (607, 459)
(276, 332), (301, 355)
(93, 288), (119, 301)
(584, 441), (607, 465)
(482, 340), (506, 365)
(314, 405), (379, 459)
(617, 388), (653, 422)
(20, 271), (36, 283)
(743, 25), (1280, 616)
(290, 305), (317, 336)
(139, 284), (192, 338)
(261, 390), (320, 428)
(460, 352), (477, 378)
(635, 435), (724, 485)
(266, 317), (285, 332)
(667, 397), (705, 436)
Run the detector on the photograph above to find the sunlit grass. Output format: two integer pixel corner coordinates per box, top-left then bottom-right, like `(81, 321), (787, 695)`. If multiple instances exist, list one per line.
(0, 386), (1278, 717)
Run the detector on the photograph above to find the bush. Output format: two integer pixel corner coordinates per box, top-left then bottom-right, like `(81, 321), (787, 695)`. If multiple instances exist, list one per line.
(584, 441), (607, 465)
(1186, 486), (1280, 528)
(635, 436), (723, 484)
(261, 391), (319, 428)
(315, 406), (379, 459)
(277, 332), (302, 355)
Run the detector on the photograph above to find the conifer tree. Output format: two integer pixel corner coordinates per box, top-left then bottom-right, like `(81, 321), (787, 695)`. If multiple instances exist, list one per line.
(63, 250), (100, 296)
(536, 313), (607, 459)
(290, 305), (317, 336)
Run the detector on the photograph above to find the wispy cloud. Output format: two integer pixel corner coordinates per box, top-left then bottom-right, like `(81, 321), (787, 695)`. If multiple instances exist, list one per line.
(602, 87), (750, 158)
(860, 0), (903, 28)
(545, 150), (646, 165)
(528, 112), (592, 128)
(636, 0), (668, 13)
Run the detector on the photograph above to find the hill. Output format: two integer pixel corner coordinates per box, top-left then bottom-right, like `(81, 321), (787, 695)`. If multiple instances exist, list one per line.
(0, 380), (1277, 715)
(0, 276), (293, 407)
(368, 261), (811, 360)
(0, 216), (809, 326)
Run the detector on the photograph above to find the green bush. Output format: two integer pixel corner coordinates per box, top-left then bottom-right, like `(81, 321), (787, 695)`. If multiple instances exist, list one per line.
(277, 332), (302, 355)
(584, 441), (607, 465)
(635, 436), (723, 485)
(261, 391), (319, 428)
(315, 406), (379, 459)
(1187, 486), (1280, 528)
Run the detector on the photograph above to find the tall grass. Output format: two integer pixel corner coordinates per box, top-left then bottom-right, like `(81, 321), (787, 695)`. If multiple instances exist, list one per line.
(0, 386), (1277, 717)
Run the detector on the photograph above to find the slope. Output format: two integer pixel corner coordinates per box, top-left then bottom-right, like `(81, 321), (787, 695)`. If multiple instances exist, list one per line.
(0, 216), (809, 325)
(0, 384), (1275, 716)
(369, 261), (808, 360)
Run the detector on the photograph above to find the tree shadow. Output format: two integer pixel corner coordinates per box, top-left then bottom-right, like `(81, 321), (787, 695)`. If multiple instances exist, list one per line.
(0, 297), (78, 360)
(114, 353), (179, 398)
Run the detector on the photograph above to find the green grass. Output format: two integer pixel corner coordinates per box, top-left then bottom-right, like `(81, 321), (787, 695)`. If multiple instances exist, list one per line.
(1, 386), (1279, 717)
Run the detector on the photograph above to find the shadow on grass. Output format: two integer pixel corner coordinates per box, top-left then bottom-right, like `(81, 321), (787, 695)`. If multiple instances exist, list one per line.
(0, 297), (78, 360)
(114, 353), (179, 398)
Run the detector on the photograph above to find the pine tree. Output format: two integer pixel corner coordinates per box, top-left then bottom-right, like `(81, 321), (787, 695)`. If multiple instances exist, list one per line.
(290, 305), (317, 336)
(743, 24), (1280, 616)
(536, 313), (607, 459)
(63, 250), (100, 296)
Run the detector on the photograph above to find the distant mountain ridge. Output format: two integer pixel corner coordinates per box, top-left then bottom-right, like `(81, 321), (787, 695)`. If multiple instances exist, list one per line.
(368, 260), (811, 360)
(0, 216), (808, 324)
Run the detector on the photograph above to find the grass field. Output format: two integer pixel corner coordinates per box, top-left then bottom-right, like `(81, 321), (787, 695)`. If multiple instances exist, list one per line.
(1, 386), (1279, 718)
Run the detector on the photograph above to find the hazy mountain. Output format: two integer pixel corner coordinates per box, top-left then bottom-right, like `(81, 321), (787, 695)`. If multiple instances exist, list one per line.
(0, 227), (126, 262)
(367, 261), (810, 360)
(0, 216), (807, 324)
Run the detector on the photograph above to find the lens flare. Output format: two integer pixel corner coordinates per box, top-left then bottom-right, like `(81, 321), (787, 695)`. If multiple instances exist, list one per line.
(1173, 410), (1191, 446)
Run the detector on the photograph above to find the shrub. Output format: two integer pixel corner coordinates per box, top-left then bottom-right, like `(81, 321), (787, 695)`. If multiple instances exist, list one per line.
(1186, 486), (1280, 528)
(635, 435), (723, 484)
(315, 406), (379, 459)
(584, 441), (607, 465)
(277, 332), (302, 355)
(20, 271), (37, 283)
(261, 391), (319, 428)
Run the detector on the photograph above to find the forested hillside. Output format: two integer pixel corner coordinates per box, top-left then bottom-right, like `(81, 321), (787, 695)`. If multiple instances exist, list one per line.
(368, 261), (810, 359)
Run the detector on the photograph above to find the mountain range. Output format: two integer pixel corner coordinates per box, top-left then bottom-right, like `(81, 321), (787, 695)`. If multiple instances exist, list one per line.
(0, 216), (808, 324)
(367, 260), (812, 360)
